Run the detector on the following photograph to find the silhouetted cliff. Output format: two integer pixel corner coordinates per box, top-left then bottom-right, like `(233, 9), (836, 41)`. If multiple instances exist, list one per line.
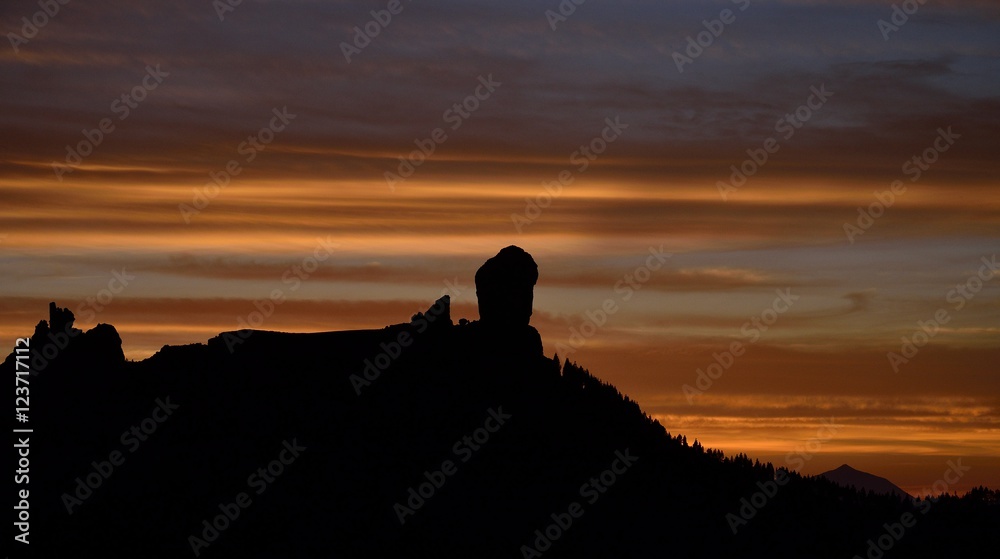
(3, 247), (996, 558)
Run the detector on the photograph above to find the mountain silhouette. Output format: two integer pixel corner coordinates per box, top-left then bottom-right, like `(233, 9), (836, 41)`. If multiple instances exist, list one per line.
(820, 464), (912, 500)
(3, 246), (997, 558)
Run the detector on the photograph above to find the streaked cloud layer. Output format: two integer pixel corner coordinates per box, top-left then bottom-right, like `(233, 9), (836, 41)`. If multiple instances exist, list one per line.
(1, 0), (998, 491)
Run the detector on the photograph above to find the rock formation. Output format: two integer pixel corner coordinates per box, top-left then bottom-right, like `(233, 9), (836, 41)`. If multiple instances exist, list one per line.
(474, 245), (538, 328)
(12, 302), (124, 374)
(411, 295), (452, 331)
(470, 246), (543, 358)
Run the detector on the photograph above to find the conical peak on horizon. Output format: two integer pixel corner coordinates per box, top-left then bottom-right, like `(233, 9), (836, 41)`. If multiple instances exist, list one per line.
(475, 245), (538, 329)
(819, 463), (912, 500)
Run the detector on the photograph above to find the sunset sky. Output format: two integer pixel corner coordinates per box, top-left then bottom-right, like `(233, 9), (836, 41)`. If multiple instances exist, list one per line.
(2, 0), (998, 495)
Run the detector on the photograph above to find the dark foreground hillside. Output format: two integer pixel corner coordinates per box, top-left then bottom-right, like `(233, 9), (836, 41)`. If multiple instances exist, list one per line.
(4, 301), (997, 559)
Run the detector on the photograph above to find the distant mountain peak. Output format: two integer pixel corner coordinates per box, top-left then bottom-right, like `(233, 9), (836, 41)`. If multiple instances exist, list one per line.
(819, 463), (912, 500)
